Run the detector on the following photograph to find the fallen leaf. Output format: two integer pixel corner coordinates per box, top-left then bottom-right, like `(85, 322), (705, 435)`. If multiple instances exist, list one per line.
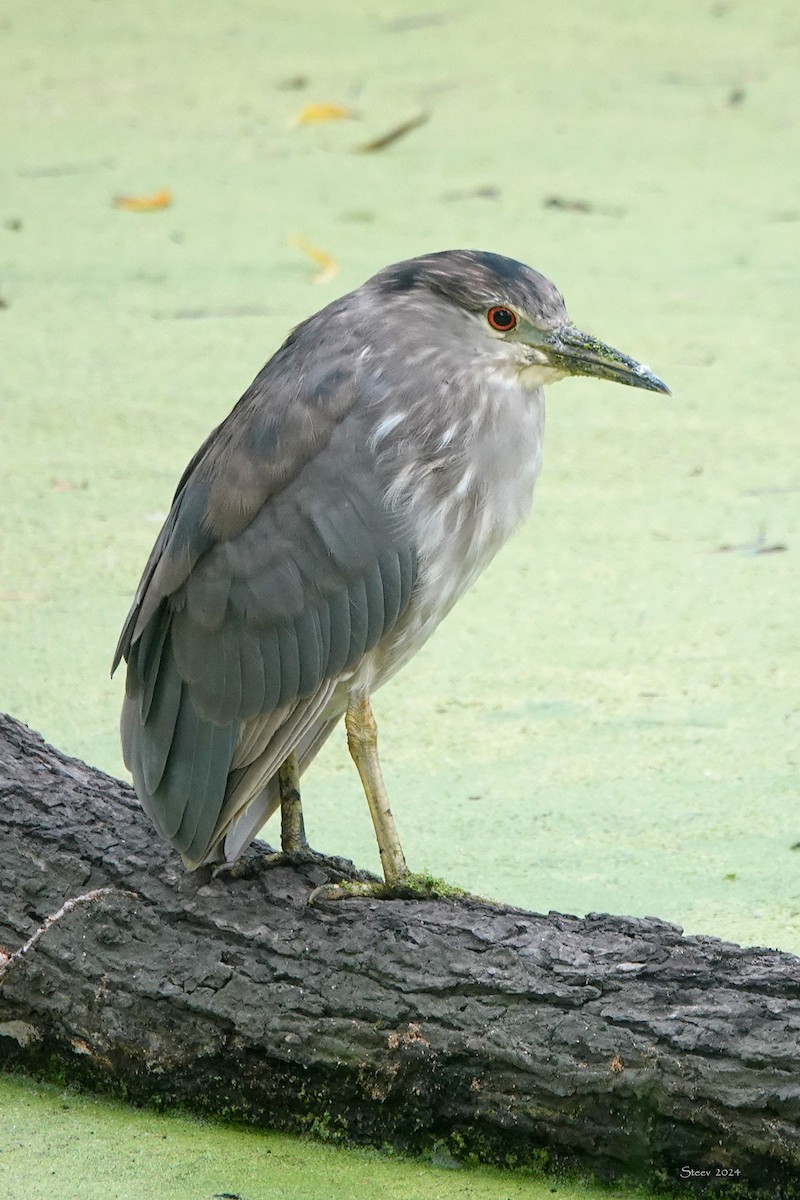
(543, 195), (625, 217)
(357, 112), (429, 153)
(544, 195), (593, 213)
(113, 188), (172, 212)
(288, 236), (338, 284)
(441, 185), (500, 202)
(277, 75), (308, 91)
(0, 591), (42, 602)
(294, 103), (353, 126)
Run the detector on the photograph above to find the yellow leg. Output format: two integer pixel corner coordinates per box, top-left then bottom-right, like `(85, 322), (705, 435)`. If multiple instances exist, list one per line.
(345, 695), (409, 885)
(278, 751), (309, 854)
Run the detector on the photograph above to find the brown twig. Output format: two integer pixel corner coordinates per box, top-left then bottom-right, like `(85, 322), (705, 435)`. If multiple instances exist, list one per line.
(356, 112), (429, 153)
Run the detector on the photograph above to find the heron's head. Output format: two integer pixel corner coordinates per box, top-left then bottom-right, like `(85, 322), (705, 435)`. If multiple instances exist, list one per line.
(367, 249), (670, 396)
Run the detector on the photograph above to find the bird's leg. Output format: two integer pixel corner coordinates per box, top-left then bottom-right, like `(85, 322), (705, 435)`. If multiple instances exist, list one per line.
(220, 750), (373, 884)
(275, 749), (369, 877)
(222, 703), (464, 902)
(345, 694), (409, 885)
(278, 751), (309, 854)
(308, 699), (474, 904)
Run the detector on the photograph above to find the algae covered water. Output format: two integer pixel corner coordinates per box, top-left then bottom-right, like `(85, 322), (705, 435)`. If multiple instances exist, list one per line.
(2, 2), (798, 1195)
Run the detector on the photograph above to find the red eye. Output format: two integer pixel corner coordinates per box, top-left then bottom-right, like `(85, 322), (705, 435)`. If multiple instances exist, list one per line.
(487, 306), (517, 331)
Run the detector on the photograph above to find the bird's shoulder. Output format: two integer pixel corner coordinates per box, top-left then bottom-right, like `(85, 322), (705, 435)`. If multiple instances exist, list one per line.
(113, 324), (364, 670)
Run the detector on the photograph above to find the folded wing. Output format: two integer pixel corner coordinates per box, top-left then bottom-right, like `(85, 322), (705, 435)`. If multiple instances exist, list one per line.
(115, 365), (417, 867)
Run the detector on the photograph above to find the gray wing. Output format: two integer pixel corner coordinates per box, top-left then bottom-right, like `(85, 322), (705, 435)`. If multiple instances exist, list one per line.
(115, 367), (417, 868)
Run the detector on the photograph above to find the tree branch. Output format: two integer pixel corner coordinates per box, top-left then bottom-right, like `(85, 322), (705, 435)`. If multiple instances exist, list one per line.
(0, 713), (798, 1196)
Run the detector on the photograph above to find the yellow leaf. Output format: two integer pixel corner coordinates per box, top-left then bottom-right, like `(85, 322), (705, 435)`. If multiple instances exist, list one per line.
(288, 236), (338, 284)
(113, 188), (173, 212)
(294, 103), (353, 126)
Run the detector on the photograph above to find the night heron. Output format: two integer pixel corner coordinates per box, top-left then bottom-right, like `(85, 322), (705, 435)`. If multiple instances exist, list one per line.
(113, 250), (668, 893)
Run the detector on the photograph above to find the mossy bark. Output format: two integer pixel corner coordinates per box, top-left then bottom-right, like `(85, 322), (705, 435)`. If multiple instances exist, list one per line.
(1, 713), (798, 1196)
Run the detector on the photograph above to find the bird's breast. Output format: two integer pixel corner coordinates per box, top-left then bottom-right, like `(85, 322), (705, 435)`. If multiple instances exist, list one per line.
(417, 384), (544, 596)
(363, 380), (545, 690)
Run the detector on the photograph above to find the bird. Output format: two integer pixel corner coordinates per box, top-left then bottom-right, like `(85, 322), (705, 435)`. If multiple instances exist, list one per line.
(113, 249), (668, 893)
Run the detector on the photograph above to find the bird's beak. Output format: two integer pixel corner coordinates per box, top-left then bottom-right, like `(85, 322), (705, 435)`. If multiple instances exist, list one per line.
(539, 325), (670, 394)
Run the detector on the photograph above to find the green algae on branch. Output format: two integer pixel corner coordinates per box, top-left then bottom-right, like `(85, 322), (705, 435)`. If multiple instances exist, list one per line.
(308, 870), (488, 903)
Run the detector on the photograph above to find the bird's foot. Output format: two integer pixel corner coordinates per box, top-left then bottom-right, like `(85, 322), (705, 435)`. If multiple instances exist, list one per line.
(214, 846), (377, 885)
(307, 870), (474, 905)
(270, 847), (375, 880)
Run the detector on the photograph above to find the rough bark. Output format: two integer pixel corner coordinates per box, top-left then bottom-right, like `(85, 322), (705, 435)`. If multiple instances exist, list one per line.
(0, 712), (798, 1197)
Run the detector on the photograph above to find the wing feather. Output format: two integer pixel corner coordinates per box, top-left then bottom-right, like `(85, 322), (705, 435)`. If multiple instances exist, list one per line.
(377, 549), (403, 632)
(209, 623), (243, 725)
(399, 543), (416, 610)
(185, 557), (231, 632)
(344, 576), (370, 669)
(132, 603), (171, 721)
(324, 589), (352, 678)
(237, 623), (267, 719)
(294, 604), (325, 697)
(256, 625), (284, 713)
(137, 648), (182, 795)
(363, 556), (388, 649)
(317, 598), (332, 674)
(275, 622), (301, 705)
